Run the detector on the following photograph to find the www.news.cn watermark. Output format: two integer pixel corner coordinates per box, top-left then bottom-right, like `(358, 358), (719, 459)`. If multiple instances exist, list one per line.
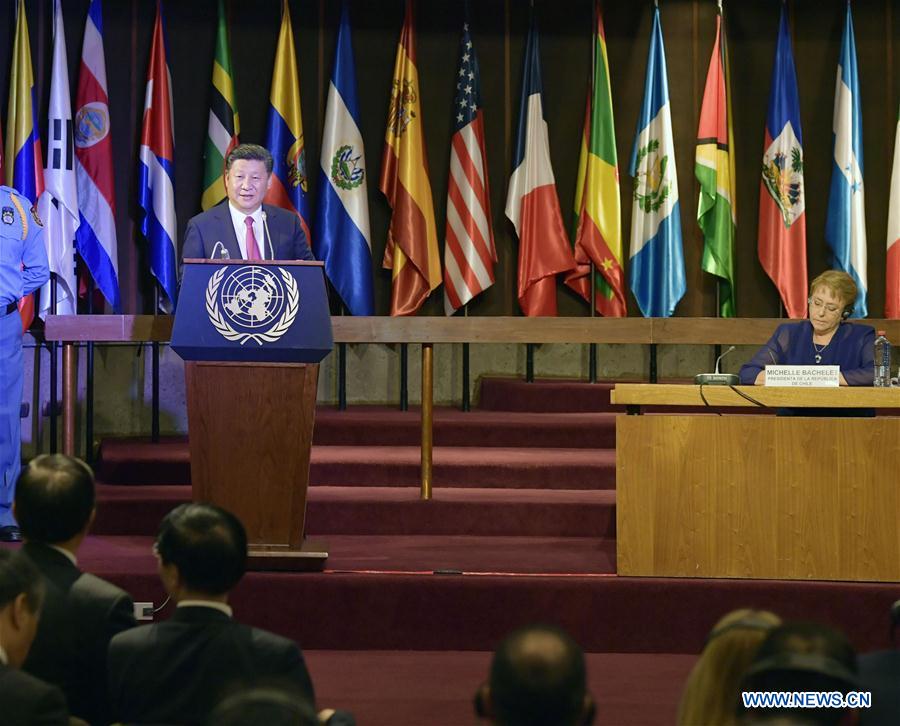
(742, 691), (872, 709)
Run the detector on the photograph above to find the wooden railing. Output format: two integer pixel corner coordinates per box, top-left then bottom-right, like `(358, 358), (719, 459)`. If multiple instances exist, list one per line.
(44, 315), (900, 498)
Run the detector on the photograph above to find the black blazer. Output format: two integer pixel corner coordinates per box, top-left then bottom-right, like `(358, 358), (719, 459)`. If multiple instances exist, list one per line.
(108, 605), (315, 726)
(0, 663), (69, 726)
(21, 541), (136, 725)
(181, 203), (315, 262)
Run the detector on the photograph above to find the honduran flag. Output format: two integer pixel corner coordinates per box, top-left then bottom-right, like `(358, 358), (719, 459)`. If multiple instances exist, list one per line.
(628, 6), (684, 318)
(314, 1), (374, 316)
(505, 11), (575, 317)
(74, 0), (120, 311)
(5, 0), (44, 330)
(887, 104), (900, 318)
(758, 6), (807, 319)
(825, 2), (867, 318)
(264, 0), (312, 246)
(138, 1), (177, 309)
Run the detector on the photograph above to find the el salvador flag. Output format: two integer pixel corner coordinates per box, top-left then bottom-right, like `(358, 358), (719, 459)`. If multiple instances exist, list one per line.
(628, 6), (685, 318)
(825, 2), (867, 317)
(313, 1), (373, 316)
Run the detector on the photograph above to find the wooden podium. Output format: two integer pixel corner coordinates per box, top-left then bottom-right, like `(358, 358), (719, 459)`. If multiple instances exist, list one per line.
(612, 384), (900, 582)
(172, 260), (333, 571)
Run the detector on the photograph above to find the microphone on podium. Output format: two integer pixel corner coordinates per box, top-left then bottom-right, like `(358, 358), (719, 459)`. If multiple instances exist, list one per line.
(694, 345), (739, 385)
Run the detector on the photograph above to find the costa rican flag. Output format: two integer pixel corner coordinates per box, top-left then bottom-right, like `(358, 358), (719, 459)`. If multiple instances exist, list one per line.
(138, 1), (177, 310)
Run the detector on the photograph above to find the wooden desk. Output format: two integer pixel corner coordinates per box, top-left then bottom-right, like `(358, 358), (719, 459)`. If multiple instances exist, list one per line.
(613, 384), (900, 582)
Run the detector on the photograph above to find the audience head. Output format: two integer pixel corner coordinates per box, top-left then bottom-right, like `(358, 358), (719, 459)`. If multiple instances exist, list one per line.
(738, 621), (858, 726)
(14, 454), (96, 545)
(0, 549), (44, 667)
(208, 686), (318, 726)
(475, 623), (594, 726)
(155, 503), (247, 599)
(678, 609), (781, 726)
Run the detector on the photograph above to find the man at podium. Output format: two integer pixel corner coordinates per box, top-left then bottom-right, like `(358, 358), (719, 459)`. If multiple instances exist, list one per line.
(182, 144), (314, 263)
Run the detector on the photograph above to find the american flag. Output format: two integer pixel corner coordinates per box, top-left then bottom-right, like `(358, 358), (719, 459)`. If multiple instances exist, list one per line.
(443, 21), (496, 315)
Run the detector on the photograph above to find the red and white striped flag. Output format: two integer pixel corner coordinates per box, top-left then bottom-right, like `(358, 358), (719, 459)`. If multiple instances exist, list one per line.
(443, 19), (496, 315)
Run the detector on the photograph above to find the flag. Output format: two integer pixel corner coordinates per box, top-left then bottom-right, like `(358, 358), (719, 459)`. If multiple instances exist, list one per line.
(825, 2), (867, 318)
(628, 6), (684, 318)
(695, 3), (736, 317)
(314, 1), (373, 316)
(380, 0), (441, 316)
(264, 0), (312, 244)
(565, 3), (624, 317)
(443, 16), (496, 316)
(5, 0), (44, 330)
(887, 104), (900, 318)
(505, 12), (575, 317)
(759, 6), (807, 319)
(37, 0), (79, 319)
(200, 0), (239, 211)
(74, 0), (120, 311)
(138, 1), (177, 309)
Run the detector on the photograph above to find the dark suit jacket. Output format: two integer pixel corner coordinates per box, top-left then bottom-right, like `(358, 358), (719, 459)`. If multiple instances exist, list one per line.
(859, 650), (900, 725)
(21, 541), (136, 725)
(0, 663), (69, 726)
(181, 203), (314, 262)
(108, 605), (315, 726)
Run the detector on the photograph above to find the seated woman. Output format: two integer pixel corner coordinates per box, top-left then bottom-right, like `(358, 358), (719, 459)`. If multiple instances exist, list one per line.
(739, 270), (874, 387)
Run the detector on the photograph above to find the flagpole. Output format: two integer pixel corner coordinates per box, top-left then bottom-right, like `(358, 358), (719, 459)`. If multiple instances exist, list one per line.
(85, 276), (95, 464)
(152, 283), (161, 444)
(461, 304), (470, 411)
(589, 262), (597, 383)
(49, 277), (58, 453)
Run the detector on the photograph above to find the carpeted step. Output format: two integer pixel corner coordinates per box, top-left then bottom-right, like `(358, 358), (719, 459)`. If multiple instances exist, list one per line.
(96, 440), (616, 490)
(479, 378), (622, 413)
(92, 484), (616, 538)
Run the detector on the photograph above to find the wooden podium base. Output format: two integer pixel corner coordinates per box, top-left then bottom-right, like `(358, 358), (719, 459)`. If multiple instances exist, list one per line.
(247, 540), (329, 572)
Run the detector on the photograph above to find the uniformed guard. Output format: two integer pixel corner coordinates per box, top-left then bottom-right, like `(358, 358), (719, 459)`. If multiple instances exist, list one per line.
(0, 185), (49, 541)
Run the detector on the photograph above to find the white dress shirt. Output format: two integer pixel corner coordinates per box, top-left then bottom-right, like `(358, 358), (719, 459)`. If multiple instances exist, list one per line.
(227, 203), (267, 260)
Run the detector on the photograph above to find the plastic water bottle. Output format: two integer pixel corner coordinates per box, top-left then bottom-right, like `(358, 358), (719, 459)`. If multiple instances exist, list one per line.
(874, 331), (892, 387)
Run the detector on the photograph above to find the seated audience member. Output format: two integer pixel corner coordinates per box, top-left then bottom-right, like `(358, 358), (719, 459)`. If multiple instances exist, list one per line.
(209, 686), (319, 726)
(15, 454), (135, 726)
(108, 503), (315, 726)
(678, 608), (781, 726)
(0, 548), (69, 726)
(737, 622), (859, 726)
(474, 623), (595, 726)
(855, 598), (900, 725)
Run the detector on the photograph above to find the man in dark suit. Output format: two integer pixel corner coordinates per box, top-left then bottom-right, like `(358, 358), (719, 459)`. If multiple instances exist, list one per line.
(15, 454), (136, 725)
(0, 548), (69, 726)
(108, 502), (315, 726)
(181, 143), (315, 262)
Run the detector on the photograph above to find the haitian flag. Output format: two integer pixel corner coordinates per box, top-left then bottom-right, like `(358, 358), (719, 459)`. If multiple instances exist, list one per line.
(758, 6), (807, 319)
(138, 1), (177, 309)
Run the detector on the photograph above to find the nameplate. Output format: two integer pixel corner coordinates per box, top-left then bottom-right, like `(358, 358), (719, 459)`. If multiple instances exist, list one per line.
(765, 365), (840, 387)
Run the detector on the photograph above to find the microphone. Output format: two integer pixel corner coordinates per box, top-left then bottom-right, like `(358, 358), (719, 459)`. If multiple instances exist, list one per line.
(694, 345), (739, 385)
(210, 240), (229, 260)
(261, 211), (274, 261)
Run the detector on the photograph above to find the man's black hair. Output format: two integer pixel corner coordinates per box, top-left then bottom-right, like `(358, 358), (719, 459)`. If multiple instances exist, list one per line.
(15, 454), (95, 543)
(155, 503), (247, 596)
(490, 624), (587, 726)
(225, 144), (274, 174)
(0, 548), (43, 613)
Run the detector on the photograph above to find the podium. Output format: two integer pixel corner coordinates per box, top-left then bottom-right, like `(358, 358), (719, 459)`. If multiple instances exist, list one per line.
(172, 260), (333, 570)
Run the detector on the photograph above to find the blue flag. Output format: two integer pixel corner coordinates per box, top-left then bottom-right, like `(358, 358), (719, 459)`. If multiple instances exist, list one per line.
(825, 2), (867, 317)
(313, 2), (374, 316)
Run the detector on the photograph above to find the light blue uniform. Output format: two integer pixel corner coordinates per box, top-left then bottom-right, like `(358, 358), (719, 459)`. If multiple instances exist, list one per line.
(0, 185), (49, 526)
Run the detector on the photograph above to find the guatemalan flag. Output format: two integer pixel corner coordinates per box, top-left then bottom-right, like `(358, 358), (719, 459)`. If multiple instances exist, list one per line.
(825, 2), (867, 318)
(313, 1), (373, 316)
(628, 6), (684, 318)
(75, 0), (120, 311)
(138, 1), (177, 310)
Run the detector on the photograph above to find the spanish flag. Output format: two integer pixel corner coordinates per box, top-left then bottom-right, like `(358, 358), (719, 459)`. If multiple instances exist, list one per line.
(379, 0), (441, 316)
(565, 4), (625, 317)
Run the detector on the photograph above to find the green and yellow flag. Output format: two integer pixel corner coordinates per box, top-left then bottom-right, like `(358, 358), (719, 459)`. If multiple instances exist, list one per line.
(565, 3), (625, 317)
(200, 0), (239, 211)
(695, 4), (736, 317)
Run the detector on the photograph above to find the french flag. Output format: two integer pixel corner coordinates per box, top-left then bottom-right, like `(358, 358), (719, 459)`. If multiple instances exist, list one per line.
(138, 1), (177, 310)
(504, 12), (574, 317)
(74, 0), (120, 311)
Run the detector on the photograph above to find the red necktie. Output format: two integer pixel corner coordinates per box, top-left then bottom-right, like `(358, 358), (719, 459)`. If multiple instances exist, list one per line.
(245, 217), (262, 261)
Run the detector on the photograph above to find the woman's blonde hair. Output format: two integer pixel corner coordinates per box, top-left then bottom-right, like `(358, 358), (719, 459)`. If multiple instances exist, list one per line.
(809, 270), (858, 313)
(676, 609), (781, 726)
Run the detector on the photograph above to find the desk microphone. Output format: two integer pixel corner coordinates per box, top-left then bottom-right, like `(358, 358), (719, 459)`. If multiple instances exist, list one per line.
(694, 345), (739, 385)
(261, 211), (274, 261)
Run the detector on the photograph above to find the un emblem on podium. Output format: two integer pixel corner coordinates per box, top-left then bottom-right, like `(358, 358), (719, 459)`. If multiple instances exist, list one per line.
(206, 266), (299, 345)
